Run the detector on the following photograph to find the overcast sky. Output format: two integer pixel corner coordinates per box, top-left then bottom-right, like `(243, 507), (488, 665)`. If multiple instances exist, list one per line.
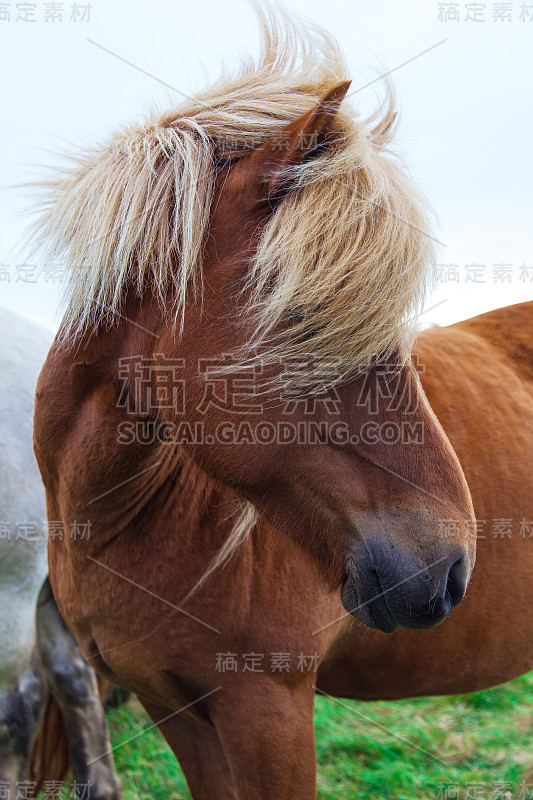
(1, 0), (532, 333)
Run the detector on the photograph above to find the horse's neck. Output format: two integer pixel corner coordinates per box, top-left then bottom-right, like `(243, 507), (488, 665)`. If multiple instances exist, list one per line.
(78, 433), (249, 575)
(43, 324), (341, 648)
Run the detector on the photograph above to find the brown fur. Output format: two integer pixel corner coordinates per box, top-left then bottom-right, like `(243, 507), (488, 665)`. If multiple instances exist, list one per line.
(35, 301), (533, 799)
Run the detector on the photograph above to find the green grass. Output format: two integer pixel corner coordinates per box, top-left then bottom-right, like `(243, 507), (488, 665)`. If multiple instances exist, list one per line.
(94, 674), (533, 799)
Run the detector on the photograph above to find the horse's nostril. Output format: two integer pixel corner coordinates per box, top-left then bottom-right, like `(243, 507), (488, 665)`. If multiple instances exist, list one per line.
(446, 556), (466, 609)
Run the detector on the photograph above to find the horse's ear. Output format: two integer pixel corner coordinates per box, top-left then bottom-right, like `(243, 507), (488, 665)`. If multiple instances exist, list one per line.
(244, 80), (351, 207)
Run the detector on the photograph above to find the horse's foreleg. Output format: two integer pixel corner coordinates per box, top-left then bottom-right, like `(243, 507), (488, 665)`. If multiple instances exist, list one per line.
(139, 696), (238, 800)
(35, 579), (122, 800)
(212, 678), (317, 800)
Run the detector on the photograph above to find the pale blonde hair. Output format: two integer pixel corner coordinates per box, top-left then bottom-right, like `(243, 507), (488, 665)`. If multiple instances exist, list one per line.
(29, 2), (435, 382)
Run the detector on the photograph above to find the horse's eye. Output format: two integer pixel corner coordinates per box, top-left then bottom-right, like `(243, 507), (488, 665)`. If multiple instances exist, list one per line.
(288, 311), (321, 343)
(290, 310), (306, 326)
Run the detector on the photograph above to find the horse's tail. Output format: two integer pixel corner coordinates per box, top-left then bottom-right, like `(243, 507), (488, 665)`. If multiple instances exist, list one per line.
(28, 693), (70, 793)
(28, 675), (114, 794)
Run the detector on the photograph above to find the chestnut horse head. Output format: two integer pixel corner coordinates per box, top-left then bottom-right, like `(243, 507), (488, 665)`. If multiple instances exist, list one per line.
(33, 8), (475, 632)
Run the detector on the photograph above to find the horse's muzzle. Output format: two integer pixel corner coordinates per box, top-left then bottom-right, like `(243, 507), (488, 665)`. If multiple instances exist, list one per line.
(341, 537), (470, 633)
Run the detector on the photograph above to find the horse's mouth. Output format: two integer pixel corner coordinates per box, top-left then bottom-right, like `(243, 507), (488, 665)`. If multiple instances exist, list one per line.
(340, 572), (399, 634)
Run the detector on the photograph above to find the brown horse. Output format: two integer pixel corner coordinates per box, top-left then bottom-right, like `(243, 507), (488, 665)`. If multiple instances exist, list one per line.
(31, 8), (531, 799)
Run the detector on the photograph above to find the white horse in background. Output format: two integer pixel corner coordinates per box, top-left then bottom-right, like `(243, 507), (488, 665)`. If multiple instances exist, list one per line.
(0, 307), (121, 798)
(0, 307), (49, 781)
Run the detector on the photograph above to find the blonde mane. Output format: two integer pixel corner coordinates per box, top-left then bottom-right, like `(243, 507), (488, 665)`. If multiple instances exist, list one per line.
(30, 1), (435, 392)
